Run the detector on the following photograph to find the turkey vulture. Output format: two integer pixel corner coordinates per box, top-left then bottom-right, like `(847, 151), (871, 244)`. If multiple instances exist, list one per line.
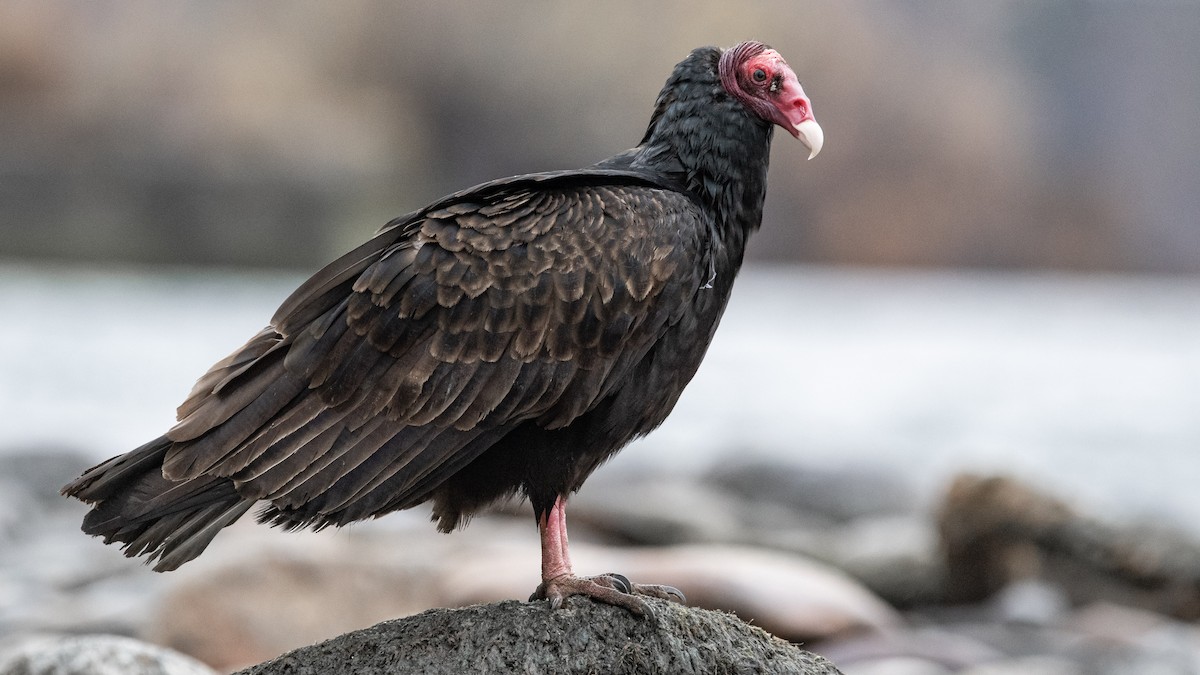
(63, 41), (822, 615)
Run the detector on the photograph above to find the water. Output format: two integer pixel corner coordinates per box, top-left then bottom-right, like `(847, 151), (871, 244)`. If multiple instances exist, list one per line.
(2, 261), (1198, 528)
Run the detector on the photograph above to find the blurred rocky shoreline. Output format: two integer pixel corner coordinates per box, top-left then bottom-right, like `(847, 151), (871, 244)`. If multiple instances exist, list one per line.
(3, 248), (1197, 675)
(3, 446), (1200, 674)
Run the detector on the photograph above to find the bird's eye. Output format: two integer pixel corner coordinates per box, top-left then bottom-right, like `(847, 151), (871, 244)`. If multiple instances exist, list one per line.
(752, 68), (768, 83)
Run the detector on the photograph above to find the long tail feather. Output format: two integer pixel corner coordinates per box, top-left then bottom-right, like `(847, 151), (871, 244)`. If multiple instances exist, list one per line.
(63, 436), (254, 571)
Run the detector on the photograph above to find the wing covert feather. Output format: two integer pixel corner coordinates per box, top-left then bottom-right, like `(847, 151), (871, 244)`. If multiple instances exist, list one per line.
(163, 173), (708, 525)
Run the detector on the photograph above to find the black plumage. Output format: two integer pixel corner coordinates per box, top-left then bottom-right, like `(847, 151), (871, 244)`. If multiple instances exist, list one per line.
(64, 41), (822, 612)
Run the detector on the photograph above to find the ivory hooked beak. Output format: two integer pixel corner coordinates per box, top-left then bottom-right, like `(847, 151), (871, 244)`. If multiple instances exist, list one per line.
(793, 118), (824, 160)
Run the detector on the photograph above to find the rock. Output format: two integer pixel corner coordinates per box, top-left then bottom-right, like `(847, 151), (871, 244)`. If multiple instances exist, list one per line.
(143, 524), (446, 671)
(0, 634), (216, 675)
(148, 521), (897, 668)
(814, 627), (1002, 672)
(566, 471), (747, 545)
(922, 618), (1082, 665)
(0, 447), (94, 543)
(0, 461), (170, 639)
(0, 448), (95, 514)
(1064, 601), (1175, 646)
(958, 655), (1083, 675)
(706, 458), (920, 523)
(937, 474), (1074, 604)
(1061, 601), (1200, 673)
(988, 580), (1069, 626)
(567, 462), (942, 610)
(234, 599), (844, 675)
(820, 515), (946, 609)
(0, 514), (167, 637)
(837, 657), (953, 675)
(0, 482), (35, 544)
(938, 474), (1200, 619)
(439, 542), (904, 642)
(881, 608), (1200, 675)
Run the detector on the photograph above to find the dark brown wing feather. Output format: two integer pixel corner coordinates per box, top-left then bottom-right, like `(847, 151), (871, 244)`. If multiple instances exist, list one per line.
(156, 173), (706, 531)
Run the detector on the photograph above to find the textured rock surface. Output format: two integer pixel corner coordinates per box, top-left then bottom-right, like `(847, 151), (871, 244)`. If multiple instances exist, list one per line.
(235, 599), (842, 675)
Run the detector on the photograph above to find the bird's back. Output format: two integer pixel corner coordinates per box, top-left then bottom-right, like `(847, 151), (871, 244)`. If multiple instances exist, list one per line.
(64, 169), (737, 569)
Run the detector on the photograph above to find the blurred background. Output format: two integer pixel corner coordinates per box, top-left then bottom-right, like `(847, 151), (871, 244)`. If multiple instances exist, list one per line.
(2, 2), (1200, 674)
(2, 2), (1199, 270)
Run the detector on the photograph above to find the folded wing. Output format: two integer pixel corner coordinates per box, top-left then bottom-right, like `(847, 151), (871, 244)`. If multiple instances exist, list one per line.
(158, 173), (707, 530)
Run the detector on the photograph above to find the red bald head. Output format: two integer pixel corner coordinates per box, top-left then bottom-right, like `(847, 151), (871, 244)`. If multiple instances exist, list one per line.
(719, 41), (823, 159)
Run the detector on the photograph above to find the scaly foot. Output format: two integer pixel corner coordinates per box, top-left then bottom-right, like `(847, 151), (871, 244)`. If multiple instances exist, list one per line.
(529, 571), (686, 617)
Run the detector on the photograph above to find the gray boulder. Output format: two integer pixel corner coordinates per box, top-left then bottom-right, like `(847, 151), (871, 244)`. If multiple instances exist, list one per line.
(236, 599), (843, 675)
(938, 474), (1200, 619)
(0, 634), (215, 675)
(706, 458), (920, 523)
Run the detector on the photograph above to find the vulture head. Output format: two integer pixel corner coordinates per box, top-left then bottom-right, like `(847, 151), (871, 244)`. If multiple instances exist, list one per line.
(719, 41), (824, 159)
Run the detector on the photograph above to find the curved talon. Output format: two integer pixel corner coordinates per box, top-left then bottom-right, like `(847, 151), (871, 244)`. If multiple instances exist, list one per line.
(603, 572), (633, 594)
(529, 572), (684, 620)
(632, 582), (686, 604)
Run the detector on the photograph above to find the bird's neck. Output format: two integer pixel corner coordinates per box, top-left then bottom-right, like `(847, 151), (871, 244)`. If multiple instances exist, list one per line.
(630, 93), (774, 240)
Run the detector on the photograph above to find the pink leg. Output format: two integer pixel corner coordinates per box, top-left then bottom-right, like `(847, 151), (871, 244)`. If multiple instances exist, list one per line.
(529, 495), (685, 617)
(539, 495), (574, 580)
